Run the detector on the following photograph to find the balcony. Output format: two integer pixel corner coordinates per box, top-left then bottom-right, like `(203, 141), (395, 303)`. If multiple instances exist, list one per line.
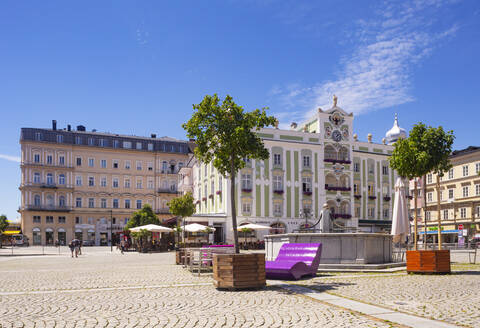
(303, 190), (312, 196)
(383, 195), (391, 201)
(354, 194), (362, 199)
(323, 158), (351, 165)
(241, 188), (252, 193)
(216, 190), (222, 195)
(157, 188), (178, 194)
(21, 161), (74, 169)
(23, 205), (72, 212)
(325, 185), (351, 192)
(21, 183), (73, 189)
(332, 213), (352, 219)
(155, 208), (171, 214)
(368, 195), (377, 200)
(273, 189), (284, 195)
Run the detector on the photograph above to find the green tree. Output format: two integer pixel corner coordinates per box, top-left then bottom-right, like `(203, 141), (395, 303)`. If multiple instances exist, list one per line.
(167, 192), (196, 247)
(0, 215), (8, 249)
(389, 124), (432, 249)
(183, 94), (276, 253)
(423, 126), (454, 250)
(125, 204), (160, 230)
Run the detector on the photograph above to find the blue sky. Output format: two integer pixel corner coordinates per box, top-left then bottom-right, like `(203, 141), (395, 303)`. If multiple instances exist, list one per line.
(1, 0), (479, 221)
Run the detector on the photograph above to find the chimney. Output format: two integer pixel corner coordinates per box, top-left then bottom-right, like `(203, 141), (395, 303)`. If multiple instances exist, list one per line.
(77, 125), (86, 132)
(52, 120), (57, 131)
(67, 124), (71, 131)
(151, 134), (157, 138)
(290, 122), (297, 130)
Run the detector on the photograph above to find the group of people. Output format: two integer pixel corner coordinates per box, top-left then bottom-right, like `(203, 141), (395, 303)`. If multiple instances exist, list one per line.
(68, 239), (82, 258)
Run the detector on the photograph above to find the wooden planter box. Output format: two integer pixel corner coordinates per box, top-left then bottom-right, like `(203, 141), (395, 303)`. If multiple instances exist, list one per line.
(213, 253), (266, 290)
(406, 250), (451, 273)
(175, 249), (185, 265)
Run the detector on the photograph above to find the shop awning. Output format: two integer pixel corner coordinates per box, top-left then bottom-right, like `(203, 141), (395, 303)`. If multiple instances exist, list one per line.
(2, 230), (21, 235)
(419, 230), (460, 235)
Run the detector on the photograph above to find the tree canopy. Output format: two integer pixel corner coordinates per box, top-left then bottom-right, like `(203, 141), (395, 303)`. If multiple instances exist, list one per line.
(124, 204), (160, 230)
(0, 215), (8, 233)
(167, 192), (196, 219)
(182, 94), (277, 177)
(183, 94), (276, 253)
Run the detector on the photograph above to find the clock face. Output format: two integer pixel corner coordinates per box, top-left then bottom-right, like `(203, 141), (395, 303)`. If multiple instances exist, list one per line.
(332, 130), (342, 142)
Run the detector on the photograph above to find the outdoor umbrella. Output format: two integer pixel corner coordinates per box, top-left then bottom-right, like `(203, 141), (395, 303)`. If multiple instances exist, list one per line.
(237, 223), (271, 246)
(183, 223), (215, 245)
(391, 177), (409, 243)
(183, 223), (215, 232)
(129, 224), (173, 233)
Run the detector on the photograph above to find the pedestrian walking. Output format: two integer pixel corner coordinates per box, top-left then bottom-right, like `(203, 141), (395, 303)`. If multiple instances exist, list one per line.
(71, 239), (80, 258)
(120, 239), (126, 254)
(68, 240), (75, 258)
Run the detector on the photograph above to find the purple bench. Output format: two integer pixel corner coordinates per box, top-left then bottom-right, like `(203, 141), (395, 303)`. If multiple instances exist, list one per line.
(265, 243), (322, 280)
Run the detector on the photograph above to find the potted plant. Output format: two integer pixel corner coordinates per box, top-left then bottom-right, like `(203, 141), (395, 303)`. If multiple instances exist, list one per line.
(168, 192), (196, 264)
(390, 123), (454, 273)
(183, 94), (276, 289)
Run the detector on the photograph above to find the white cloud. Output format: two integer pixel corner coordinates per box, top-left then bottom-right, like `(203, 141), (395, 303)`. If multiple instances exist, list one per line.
(271, 0), (460, 124)
(0, 154), (20, 163)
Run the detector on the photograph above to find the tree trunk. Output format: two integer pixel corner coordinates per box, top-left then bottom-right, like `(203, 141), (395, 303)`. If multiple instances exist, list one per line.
(414, 179), (418, 251)
(230, 158), (240, 254)
(423, 176), (427, 250)
(437, 175), (442, 250)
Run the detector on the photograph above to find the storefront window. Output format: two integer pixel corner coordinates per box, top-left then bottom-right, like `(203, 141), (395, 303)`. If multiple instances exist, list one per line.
(58, 230), (66, 245)
(33, 229), (41, 245)
(45, 230), (54, 245)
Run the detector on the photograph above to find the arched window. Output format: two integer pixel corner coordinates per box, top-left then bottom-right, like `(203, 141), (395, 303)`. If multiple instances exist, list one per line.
(338, 146), (349, 161)
(162, 161), (168, 173)
(46, 195), (54, 207)
(339, 174), (350, 189)
(324, 145), (337, 161)
(34, 172), (41, 184)
(58, 174), (65, 185)
(59, 196), (66, 207)
(34, 195), (41, 206)
(325, 173), (337, 189)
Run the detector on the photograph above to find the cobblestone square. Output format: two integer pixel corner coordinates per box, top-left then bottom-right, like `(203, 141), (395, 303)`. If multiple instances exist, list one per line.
(0, 248), (478, 327)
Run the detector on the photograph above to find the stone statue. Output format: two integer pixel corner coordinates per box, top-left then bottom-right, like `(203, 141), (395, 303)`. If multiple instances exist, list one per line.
(274, 119), (279, 129)
(333, 94), (338, 107)
(319, 203), (332, 233)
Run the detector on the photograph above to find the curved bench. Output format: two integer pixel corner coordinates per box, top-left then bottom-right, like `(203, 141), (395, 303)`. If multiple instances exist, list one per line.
(265, 243), (322, 280)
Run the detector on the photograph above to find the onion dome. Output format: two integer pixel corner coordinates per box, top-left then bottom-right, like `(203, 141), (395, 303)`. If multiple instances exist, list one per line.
(386, 113), (407, 144)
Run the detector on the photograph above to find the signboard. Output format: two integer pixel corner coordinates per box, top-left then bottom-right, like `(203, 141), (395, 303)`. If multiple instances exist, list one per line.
(458, 224), (464, 230)
(463, 230), (468, 237)
(458, 237), (465, 247)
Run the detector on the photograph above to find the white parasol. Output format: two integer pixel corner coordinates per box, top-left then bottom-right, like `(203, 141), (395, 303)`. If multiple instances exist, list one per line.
(183, 223), (216, 233)
(391, 177), (409, 243)
(129, 224), (173, 233)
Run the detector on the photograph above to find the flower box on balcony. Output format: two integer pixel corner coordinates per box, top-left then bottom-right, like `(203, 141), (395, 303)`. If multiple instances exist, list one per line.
(406, 195), (413, 200)
(303, 191), (312, 196)
(383, 196), (391, 201)
(202, 197), (207, 201)
(242, 188), (252, 193)
(354, 194), (361, 199)
(196, 200), (200, 204)
(209, 194), (214, 199)
(273, 190), (284, 194)
(216, 190), (222, 195)
(368, 196), (376, 200)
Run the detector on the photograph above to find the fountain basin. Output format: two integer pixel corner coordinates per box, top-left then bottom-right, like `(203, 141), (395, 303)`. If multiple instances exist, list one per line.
(265, 233), (392, 264)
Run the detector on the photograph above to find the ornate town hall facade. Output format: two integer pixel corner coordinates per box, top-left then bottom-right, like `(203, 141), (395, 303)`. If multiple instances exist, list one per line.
(180, 98), (404, 243)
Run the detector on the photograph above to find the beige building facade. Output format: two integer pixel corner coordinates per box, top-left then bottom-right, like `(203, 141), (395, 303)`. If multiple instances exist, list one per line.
(19, 121), (191, 246)
(418, 146), (480, 242)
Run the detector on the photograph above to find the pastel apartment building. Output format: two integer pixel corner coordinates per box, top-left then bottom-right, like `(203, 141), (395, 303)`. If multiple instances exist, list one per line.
(19, 121), (191, 246)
